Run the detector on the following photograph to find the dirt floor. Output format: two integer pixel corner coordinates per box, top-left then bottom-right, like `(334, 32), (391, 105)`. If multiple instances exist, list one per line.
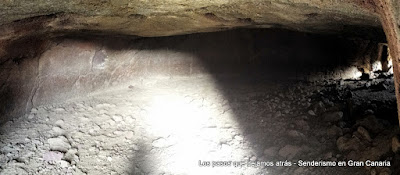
(0, 74), (399, 175)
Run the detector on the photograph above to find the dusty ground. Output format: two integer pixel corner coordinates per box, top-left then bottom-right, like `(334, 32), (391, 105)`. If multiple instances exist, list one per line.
(0, 75), (399, 175)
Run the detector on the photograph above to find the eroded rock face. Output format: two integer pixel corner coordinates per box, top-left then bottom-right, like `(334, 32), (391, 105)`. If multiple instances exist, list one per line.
(0, 0), (389, 41)
(0, 29), (390, 123)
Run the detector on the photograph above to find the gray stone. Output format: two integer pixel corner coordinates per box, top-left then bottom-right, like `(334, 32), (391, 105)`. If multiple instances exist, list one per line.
(295, 120), (310, 131)
(55, 120), (65, 128)
(263, 147), (279, 157)
(59, 160), (70, 168)
(51, 126), (65, 137)
(64, 149), (79, 163)
(43, 151), (63, 162)
(274, 111), (282, 118)
(287, 130), (305, 138)
(48, 137), (71, 152)
(278, 145), (301, 159)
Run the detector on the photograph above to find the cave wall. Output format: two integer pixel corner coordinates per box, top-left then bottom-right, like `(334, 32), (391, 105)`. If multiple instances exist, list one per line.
(0, 0), (387, 40)
(0, 29), (388, 123)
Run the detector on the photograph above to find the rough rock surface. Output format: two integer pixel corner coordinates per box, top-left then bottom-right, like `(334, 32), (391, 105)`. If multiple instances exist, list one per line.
(0, 0), (390, 40)
(0, 29), (385, 123)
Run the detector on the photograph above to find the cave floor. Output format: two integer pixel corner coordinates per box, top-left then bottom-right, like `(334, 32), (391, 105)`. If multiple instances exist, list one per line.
(0, 75), (398, 175)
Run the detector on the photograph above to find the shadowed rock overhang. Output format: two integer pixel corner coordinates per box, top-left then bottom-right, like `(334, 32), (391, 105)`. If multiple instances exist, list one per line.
(0, 0), (398, 40)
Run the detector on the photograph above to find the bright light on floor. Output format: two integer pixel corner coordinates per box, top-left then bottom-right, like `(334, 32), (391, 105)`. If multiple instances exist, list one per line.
(148, 95), (202, 134)
(140, 77), (262, 174)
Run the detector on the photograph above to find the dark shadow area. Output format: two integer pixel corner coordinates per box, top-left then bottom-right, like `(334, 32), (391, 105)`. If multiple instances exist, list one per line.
(0, 36), (48, 123)
(125, 28), (381, 79)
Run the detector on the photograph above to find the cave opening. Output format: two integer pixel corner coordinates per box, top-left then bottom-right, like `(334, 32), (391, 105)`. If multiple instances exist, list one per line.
(0, 28), (399, 175)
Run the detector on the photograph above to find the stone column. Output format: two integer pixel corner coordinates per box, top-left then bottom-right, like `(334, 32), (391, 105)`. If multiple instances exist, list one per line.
(373, 0), (400, 125)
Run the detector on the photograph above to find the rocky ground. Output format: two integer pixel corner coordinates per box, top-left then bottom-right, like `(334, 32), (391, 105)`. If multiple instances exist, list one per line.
(0, 74), (399, 175)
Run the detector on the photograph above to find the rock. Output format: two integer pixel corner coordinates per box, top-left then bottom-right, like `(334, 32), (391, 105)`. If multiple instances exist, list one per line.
(0, 0), (385, 42)
(355, 115), (384, 134)
(132, 144), (140, 151)
(378, 167), (392, 175)
(51, 126), (65, 137)
(0, 145), (17, 154)
(371, 82), (388, 91)
(327, 125), (343, 138)
(295, 120), (310, 130)
(234, 135), (244, 141)
(312, 101), (326, 115)
(365, 81), (372, 87)
(43, 151), (63, 162)
(1, 166), (29, 175)
(323, 152), (333, 159)
(283, 109), (290, 114)
(392, 136), (400, 153)
(59, 160), (70, 168)
(365, 109), (374, 115)
(346, 151), (361, 161)
(339, 80), (345, 86)
(30, 108), (38, 113)
(125, 131), (134, 139)
(322, 98), (334, 107)
(55, 120), (65, 128)
(27, 113), (35, 119)
(319, 137), (326, 143)
(124, 116), (135, 124)
(360, 144), (391, 164)
(274, 111), (282, 118)
(301, 115), (309, 120)
(278, 145), (301, 159)
(342, 128), (352, 135)
(95, 103), (115, 109)
(54, 107), (66, 112)
(287, 130), (305, 138)
(338, 121), (347, 128)
(323, 111), (343, 122)
(64, 149), (79, 163)
(112, 115), (123, 122)
(336, 135), (361, 152)
(113, 131), (123, 135)
(88, 129), (99, 136)
(357, 126), (372, 142)
(293, 167), (306, 174)
(370, 168), (377, 175)
(48, 137), (71, 152)
(99, 109), (108, 114)
(263, 147), (279, 157)
(307, 110), (316, 116)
